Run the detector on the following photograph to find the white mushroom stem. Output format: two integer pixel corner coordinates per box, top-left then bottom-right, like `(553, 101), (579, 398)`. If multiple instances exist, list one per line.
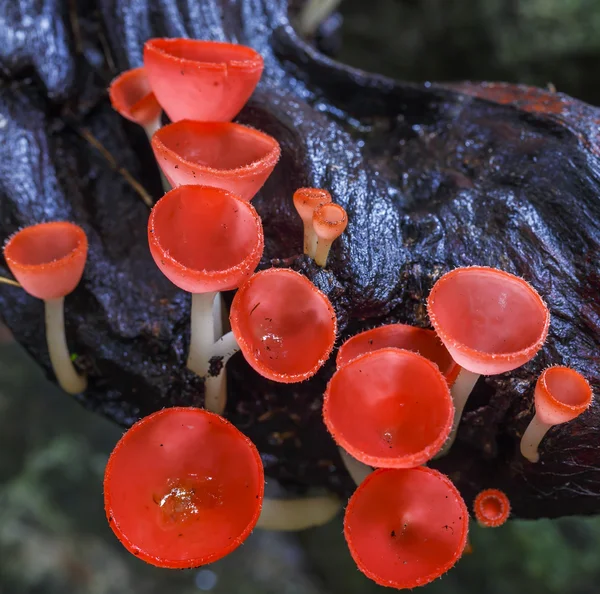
(304, 222), (318, 258)
(44, 297), (87, 394)
(298, 0), (342, 36)
(142, 116), (170, 193)
(203, 332), (240, 415)
(313, 237), (336, 267)
(188, 292), (218, 377)
(520, 413), (551, 463)
(436, 367), (481, 458)
(256, 494), (341, 531)
(339, 447), (373, 486)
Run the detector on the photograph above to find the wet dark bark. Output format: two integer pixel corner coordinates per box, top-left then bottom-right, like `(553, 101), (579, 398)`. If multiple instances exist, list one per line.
(0, 0), (599, 519)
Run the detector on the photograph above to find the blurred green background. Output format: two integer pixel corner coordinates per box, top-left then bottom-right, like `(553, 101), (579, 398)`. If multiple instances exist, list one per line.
(2, 0), (600, 592)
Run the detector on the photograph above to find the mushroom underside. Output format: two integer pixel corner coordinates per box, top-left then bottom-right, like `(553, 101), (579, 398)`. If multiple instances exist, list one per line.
(1, 0), (600, 519)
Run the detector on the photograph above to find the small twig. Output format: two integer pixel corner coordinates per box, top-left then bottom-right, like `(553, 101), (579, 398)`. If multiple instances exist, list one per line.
(97, 19), (117, 74)
(68, 0), (83, 54)
(78, 127), (153, 208)
(0, 276), (21, 288)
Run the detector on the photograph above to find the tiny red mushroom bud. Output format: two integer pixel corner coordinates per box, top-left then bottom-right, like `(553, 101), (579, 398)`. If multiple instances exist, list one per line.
(292, 188), (331, 256)
(229, 268), (337, 383)
(143, 38), (263, 123)
(148, 185), (264, 411)
(108, 67), (162, 140)
(104, 407), (264, 568)
(312, 202), (347, 267)
(427, 266), (549, 457)
(520, 366), (592, 463)
(336, 323), (460, 385)
(344, 467), (468, 589)
(151, 120), (280, 201)
(323, 348), (454, 468)
(473, 489), (511, 528)
(3, 222), (88, 394)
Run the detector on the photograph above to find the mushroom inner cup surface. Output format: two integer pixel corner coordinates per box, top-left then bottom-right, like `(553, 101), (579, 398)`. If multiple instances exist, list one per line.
(543, 368), (591, 407)
(346, 468), (467, 587)
(105, 410), (262, 565)
(154, 189), (258, 272)
(234, 272), (335, 376)
(113, 71), (153, 113)
(479, 495), (503, 521)
(7, 225), (82, 266)
(329, 351), (451, 460)
(153, 40), (260, 66)
(432, 270), (546, 354)
(160, 124), (274, 171)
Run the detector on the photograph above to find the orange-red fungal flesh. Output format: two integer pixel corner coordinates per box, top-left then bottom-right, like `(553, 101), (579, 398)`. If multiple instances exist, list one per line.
(148, 185), (264, 293)
(336, 323), (460, 385)
(344, 467), (468, 589)
(534, 366), (593, 425)
(144, 38), (263, 123)
(293, 188), (332, 223)
(151, 120), (280, 201)
(104, 407), (264, 569)
(427, 266), (549, 375)
(473, 489), (511, 528)
(229, 268), (337, 383)
(312, 202), (348, 241)
(108, 67), (162, 127)
(3, 222), (88, 300)
(323, 348), (454, 467)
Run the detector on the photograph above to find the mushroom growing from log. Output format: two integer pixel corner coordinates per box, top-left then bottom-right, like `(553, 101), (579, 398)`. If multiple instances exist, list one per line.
(520, 366), (593, 463)
(292, 187), (331, 256)
(312, 202), (347, 267)
(3, 222), (88, 394)
(427, 266), (550, 456)
(104, 407), (264, 568)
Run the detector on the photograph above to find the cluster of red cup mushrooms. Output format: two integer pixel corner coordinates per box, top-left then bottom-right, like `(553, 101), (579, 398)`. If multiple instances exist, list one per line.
(0, 37), (594, 589)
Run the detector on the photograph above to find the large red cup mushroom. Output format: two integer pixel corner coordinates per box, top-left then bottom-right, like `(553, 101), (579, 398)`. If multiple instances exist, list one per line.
(143, 38), (263, 123)
(109, 67), (162, 139)
(336, 323), (460, 385)
(344, 467), (468, 589)
(148, 185), (263, 412)
(520, 366), (592, 463)
(3, 222), (88, 394)
(104, 407), (264, 568)
(427, 266), (550, 456)
(230, 268), (337, 383)
(151, 120), (280, 201)
(323, 348), (454, 468)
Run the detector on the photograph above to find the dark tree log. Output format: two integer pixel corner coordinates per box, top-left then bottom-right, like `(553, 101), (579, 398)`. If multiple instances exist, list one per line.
(0, 0), (599, 519)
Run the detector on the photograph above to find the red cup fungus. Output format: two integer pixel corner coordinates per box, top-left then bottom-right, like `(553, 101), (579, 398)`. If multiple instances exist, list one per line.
(292, 187), (332, 256)
(323, 348), (454, 468)
(427, 266), (550, 456)
(344, 467), (468, 589)
(336, 323), (460, 385)
(3, 222), (88, 394)
(148, 185), (263, 401)
(144, 38), (264, 123)
(520, 366), (592, 463)
(104, 407), (264, 568)
(473, 489), (511, 527)
(230, 268), (337, 383)
(151, 120), (280, 201)
(109, 67), (162, 139)
(312, 202), (347, 267)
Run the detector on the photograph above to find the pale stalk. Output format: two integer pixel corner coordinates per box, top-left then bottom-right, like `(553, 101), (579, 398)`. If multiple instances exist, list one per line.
(45, 297), (87, 394)
(143, 117), (170, 193)
(187, 292), (217, 377)
(256, 494), (341, 531)
(339, 447), (373, 486)
(520, 413), (550, 463)
(313, 238), (333, 267)
(203, 332), (240, 415)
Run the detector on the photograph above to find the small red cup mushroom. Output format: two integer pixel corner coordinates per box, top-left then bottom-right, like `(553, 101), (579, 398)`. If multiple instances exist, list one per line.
(148, 185), (263, 411)
(104, 407), (264, 568)
(109, 67), (162, 140)
(323, 348), (454, 468)
(151, 120), (280, 201)
(520, 366), (592, 463)
(143, 38), (263, 123)
(336, 323), (460, 385)
(229, 268), (337, 383)
(473, 489), (511, 527)
(312, 202), (347, 267)
(3, 222), (88, 394)
(292, 188), (332, 256)
(344, 467), (468, 589)
(427, 266), (550, 456)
